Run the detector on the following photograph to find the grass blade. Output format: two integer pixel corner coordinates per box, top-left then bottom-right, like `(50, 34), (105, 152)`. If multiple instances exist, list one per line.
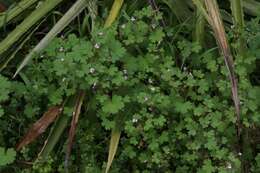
(14, 0), (89, 77)
(104, 0), (124, 28)
(0, 19), (44, 71)
(193, 6), (206, 45)
(0, 0), (38, 28)
(38, 114), (70, 160)
(162, 0), (191, 22)
(203, 0), (241, 138)
(243, 0), (260, 16)
(230, 0), (244, 29)
(230, 0), (246, 55)
(103, 1), (124, 172)
(0, 0), (63, 56)
(105, 128), (121, 173)
(192, 0), (209, 22)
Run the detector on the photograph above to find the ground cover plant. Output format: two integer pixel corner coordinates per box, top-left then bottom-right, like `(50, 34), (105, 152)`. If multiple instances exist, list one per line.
(0, 0), (260, 172)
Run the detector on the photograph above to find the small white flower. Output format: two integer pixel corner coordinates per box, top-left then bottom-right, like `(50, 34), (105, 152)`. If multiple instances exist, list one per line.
(59, 47), (64, 52)
(124, 76), (128, 80)
(62, 78), (66, 82)
(98, 32), (103, 36)
(72, 111), (75, 116)
(61, 58), (65, 62)
(123, 69), (128, 74)
(40, 54), (44, 58)
(121, 24), (126, 29)
(148, 78), (153, 84)
(94, 43), (100, 49)
(151, 23), (156, 29)
(226, 162), (232, 169)
(189, 72), (193, 77)
(183, 67), (187, 71)
(130, 16), (136, 21)
(240, 101), (243, 105)
(92, 82), (97, 89)
(132, 118), (138, 123)
(150, 87), (155, 91)
(167, 68), (171, 72)
(238, 152), (242, 156)
(89, 67), (95, 74)
(144, 97), (149, 102)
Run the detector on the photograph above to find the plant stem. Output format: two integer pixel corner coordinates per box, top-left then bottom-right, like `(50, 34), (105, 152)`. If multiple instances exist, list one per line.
(104, 0), (124, 28)
(38, 114), (70, 160)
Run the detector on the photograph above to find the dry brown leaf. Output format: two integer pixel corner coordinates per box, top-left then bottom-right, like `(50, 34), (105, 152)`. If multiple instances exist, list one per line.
(204, 0), (241, 137)
(16, 106), (63, 151)
(0, 3), (6, 12)
(65, 91), (85, 166)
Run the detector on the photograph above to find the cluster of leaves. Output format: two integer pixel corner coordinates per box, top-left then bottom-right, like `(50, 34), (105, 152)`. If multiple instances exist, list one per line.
(0, 6), (260, 172)
(0, 75), (17, 167)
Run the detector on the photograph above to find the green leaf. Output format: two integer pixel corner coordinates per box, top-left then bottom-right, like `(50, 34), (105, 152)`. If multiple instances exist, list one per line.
(102, 95), (125, 114)
(149, 28), (165, 43)
(0, 147), (16, 166)
(0, 75), (11, 102)
(198, 160), (215, 173)
(105, 128), (121, 173)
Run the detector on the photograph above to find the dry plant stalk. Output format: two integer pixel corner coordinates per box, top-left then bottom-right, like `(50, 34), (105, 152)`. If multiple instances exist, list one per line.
(65, 91), (85, 166)
(16, 106), (63, 151)
(204, 0), (241, 137)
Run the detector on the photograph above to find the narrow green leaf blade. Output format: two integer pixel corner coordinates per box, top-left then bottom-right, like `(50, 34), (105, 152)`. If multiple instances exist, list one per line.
(105, 128), (121, 173)
(14, 0), (88, 77)
(0, 0), (63, 55)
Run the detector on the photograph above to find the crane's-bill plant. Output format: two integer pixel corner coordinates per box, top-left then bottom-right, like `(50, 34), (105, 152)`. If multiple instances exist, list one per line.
(0, 0), (260, 172)
(14, 0), (90, 77)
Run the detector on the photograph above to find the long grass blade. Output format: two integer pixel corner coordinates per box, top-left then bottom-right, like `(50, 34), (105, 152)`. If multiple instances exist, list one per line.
(230, 0), (244, 29)
(0, 0), (63, 56)
(202, 0), (241, 138)
(243, 0), (260, 16)
(104, 0), (124, 28)
(193, 6), (206, 45)
(14, 0), (88, 77)
(38, 114), (70, 160)
(230, 0), (246, 55)
(162, 0), (191, 22)
(0, 0), (38, 28)
(103, 1), (124, 172)
(192, 0), (209, 22)
(0, 18), (44, 71)
(105, 128), (121, 173)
